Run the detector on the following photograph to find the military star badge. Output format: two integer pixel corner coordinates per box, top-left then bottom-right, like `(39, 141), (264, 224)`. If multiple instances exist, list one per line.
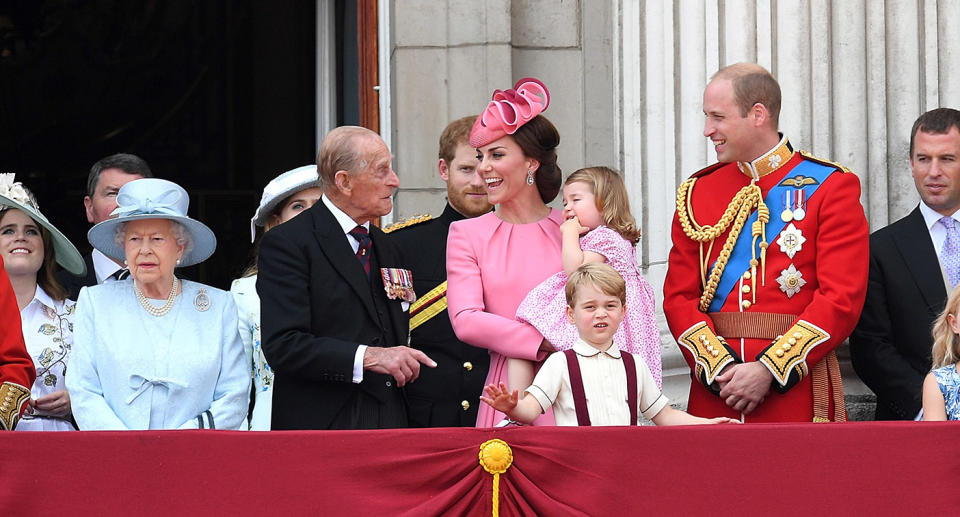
(777, 264), (806, 298)
(776, 223), (806, 259)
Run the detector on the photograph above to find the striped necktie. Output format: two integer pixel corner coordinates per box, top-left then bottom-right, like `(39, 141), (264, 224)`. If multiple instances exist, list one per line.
(349, 226), (372, 278)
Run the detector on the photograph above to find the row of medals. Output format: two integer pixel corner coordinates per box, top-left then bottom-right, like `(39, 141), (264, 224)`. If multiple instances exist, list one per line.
(775, 189), (806, 299)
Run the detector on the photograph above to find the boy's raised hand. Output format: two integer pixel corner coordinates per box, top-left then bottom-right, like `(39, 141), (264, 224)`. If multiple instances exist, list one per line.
(480, 382), (519, 414)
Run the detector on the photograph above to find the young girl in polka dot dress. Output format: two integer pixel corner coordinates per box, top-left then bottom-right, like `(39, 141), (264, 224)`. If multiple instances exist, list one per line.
(513, 167), (662, 395)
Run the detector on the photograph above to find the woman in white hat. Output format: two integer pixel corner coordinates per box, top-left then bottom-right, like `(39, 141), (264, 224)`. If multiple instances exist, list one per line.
(0, 174), (86, 431)
(66, 178), (250, 430)
(231, 164), (322, 430)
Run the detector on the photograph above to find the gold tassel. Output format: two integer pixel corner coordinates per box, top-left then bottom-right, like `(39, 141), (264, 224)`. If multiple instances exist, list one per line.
(699, 242), (707, 290)
(756, 198), (770, 287)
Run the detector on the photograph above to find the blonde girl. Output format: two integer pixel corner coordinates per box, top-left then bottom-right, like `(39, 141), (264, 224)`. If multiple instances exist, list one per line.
(921, 283), (960, 420)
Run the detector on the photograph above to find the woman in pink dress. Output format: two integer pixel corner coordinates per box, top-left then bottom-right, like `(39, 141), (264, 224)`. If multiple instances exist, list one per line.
(446, 78), (564, 427)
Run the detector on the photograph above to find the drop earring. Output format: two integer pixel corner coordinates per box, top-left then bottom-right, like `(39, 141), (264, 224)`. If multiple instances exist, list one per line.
(526, 169), (535, 185)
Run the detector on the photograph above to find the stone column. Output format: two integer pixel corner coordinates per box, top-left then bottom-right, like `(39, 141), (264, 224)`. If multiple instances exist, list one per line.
(389, 1), (513, 218)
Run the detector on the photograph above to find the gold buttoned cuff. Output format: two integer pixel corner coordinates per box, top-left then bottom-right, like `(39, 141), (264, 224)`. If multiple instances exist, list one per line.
(0, 381), (31, 431)
(758, 320), (830, 390)
(678, 322), (737, 385)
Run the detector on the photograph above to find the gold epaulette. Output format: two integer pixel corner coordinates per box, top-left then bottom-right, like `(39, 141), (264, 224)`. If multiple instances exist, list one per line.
(0, 381), (31, 431)
(798, 150), (851, 173)
(382, 214), (433, 233)
(678, 322), (737, 385)
(758, 320), (830, 388)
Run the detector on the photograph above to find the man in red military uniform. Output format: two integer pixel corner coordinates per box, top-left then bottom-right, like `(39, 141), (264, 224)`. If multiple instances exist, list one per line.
(663, 63), (869, 422)
(0, 256), (36, 430)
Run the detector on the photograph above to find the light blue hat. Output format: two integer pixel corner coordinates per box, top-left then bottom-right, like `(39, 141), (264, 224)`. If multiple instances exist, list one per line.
(87, 178), (216, 267)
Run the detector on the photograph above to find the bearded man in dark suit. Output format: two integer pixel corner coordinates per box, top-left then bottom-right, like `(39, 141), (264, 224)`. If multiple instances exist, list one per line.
(387, 115), (492, 427)
(851, 108), (960, 420)
(258, 126), (435, 430)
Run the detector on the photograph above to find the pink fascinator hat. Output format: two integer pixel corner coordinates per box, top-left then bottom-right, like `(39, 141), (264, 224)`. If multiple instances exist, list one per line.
(469, 77), (550, 148)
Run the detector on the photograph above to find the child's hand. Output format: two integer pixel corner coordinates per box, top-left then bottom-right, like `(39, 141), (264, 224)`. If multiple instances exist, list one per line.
(707, 417), (741, 424)
(480, 382), (519, 414)
(561, 215), (589, 236)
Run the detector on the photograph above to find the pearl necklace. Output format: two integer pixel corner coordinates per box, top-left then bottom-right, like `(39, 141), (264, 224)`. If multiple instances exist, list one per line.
(134, 276), (180, 317)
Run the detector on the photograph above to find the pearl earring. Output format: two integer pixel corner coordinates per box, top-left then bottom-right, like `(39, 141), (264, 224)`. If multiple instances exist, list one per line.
(176, 258), (181, 266)
(526, 169), (535, 185)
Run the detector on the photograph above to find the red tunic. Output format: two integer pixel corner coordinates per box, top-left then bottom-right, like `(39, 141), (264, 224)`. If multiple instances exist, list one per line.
(0, 257), (35, 430)
(663, 145), (868, 422)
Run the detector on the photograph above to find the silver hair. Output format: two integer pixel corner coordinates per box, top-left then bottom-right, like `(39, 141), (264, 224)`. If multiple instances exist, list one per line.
(114, 219), (194, 263)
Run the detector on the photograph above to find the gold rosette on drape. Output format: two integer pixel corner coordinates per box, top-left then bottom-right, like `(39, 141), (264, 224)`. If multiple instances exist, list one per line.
(479, 439), (514, 517)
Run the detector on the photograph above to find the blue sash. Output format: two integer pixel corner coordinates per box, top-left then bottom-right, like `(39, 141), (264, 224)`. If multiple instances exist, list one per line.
(707, 159), (837, 312)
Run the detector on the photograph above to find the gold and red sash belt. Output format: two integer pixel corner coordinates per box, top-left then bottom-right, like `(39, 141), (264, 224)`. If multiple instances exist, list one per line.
(709, 312), (797, 340)
(409, 281), (447, 332)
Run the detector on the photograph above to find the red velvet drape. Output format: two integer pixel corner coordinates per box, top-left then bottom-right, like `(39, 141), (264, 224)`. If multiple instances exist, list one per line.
(2, 423), (958, 516)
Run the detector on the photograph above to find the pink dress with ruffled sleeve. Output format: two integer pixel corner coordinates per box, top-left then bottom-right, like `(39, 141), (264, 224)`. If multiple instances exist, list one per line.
(446, 210), (563, 427)
(515, 226), (663, 388)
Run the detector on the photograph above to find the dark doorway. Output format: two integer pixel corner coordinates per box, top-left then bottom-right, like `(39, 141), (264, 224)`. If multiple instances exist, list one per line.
(0, 1), (317, 289)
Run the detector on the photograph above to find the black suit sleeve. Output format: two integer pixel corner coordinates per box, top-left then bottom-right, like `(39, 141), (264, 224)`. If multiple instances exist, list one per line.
(850, 247), (925, 419)
(257, 228), (358, 383)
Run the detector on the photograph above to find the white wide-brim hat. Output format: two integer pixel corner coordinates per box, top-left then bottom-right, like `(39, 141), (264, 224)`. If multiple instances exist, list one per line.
(249, 164), (320, 242)
(87, 178), (216, 267)
(0, 174), (86, 276)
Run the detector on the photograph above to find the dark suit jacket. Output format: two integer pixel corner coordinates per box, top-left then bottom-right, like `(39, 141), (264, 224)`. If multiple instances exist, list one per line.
(257, 200), (409, 430)
(56, 253), (97, 301)
(390, 204), (490, 427)
(850, 207), (947, 420)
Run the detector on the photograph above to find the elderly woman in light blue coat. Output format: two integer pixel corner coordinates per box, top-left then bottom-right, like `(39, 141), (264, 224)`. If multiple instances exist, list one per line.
(67, 178), (250, 430)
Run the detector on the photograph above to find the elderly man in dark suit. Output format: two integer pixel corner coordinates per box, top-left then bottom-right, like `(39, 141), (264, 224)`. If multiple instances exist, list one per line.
(258, 126), (435, 430)
(851, 108), (960, 420)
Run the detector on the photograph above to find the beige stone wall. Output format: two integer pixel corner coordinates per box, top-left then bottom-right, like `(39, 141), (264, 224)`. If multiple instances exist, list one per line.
(388, 0), (617, 218)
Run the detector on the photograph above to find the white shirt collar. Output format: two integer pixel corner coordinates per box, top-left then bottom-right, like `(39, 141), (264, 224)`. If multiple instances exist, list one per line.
(571, 337), (621, 359)
(34, 284), (55, 309)
(91, 248), (123, 283)
(321, 194), (369, 235)
(22, 284), (56, 313)
(918, 201), (960, 231)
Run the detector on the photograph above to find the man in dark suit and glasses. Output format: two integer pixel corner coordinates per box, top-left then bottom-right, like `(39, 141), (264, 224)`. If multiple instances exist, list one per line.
(851, 108), (960, 420)
(258, 125), (435, 430)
